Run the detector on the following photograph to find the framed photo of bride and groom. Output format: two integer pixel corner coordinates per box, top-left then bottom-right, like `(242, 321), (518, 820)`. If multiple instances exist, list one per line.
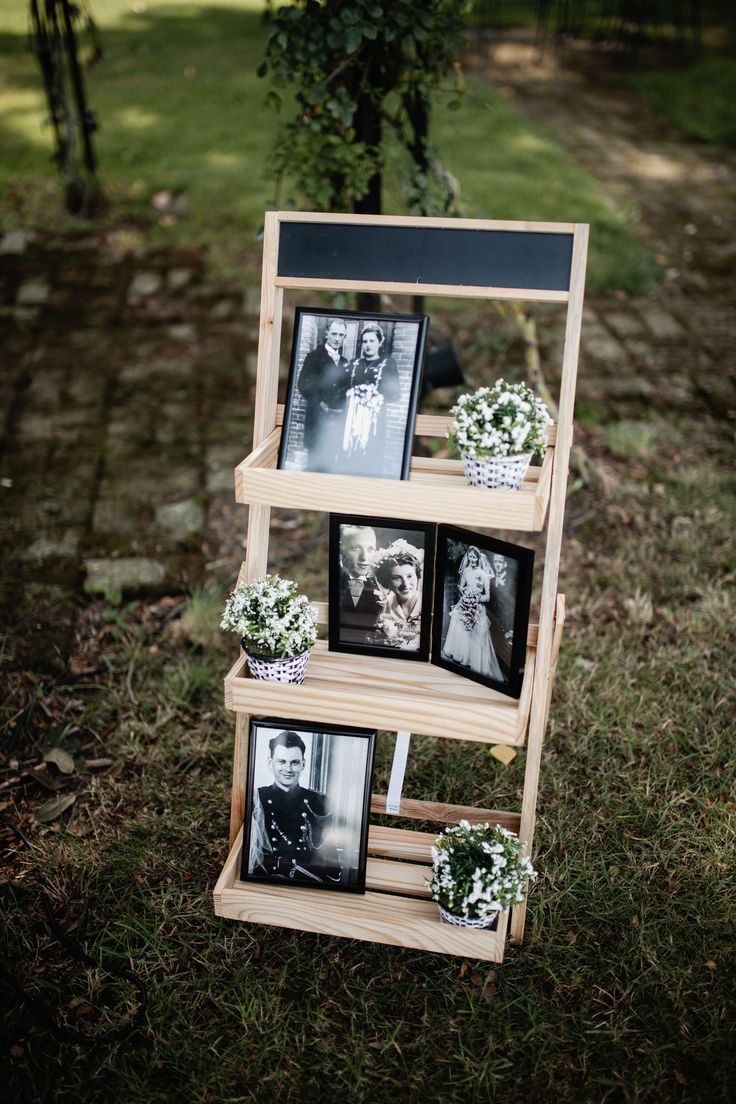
(328, 516), (535, 699)
(277, 308), (428, 481)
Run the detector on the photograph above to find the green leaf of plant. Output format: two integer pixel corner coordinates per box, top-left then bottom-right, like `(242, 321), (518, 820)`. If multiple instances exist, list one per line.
(345, 28), (363, 54)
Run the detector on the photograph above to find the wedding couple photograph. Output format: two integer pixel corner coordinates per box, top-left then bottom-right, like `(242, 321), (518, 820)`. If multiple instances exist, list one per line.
(329, 516), (533, 699)
(329, 515), (435, 662)
(278, 308), (427, 481)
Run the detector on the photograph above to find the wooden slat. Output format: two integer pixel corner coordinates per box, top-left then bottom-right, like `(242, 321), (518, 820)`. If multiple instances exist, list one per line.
(533, 445), (555, 529)
(275, 210), (578, 234)
(275, 275), (569, 304)
(229, 712), (250, 850)
(235, 460), (550, 531)
(368, 824), (436, 862)
(274, 405), (558, 446)
(240, 431), (280, 471)
(225, 639), (535, 746)
(366, 856), (430, 897)
(214, 831), (509, 961)
(510, 222), (589, 943)
(370, 798), (521, 834)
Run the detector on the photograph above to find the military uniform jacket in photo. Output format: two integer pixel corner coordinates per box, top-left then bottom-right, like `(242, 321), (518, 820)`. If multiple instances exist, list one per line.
(251, 783), (342, 885)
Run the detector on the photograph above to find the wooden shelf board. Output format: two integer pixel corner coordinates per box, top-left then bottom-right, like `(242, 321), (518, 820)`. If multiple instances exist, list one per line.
(234, 429), (554, 532)
(274, 405), (558, 447)
(370, 799), (521, 834)
(225, 639), (535, 746)
(214, 830), (508, 962)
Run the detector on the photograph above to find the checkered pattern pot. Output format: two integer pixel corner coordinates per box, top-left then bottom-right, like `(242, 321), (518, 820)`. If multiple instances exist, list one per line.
(461, 451), (533, 491)
(437, 903), (499, 929)
(242, 645), (311, 685)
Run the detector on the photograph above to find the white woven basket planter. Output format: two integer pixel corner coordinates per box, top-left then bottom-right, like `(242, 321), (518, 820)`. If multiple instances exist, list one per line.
(437, 903), (499, 929)
(242, 645), (311, 685)
(461, 451), (533, 491)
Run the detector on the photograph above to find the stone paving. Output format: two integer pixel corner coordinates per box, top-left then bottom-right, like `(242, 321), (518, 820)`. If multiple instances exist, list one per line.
(472, 35), (736, 423)
(0, 231), (257, 667)
(2, 41), (735, 671)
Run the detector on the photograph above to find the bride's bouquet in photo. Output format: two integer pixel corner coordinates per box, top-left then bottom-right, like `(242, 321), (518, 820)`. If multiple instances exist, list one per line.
(343, 383), (384, 454)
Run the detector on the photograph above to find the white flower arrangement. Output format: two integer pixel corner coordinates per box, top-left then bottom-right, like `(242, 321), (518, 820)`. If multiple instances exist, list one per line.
(448, 380), (552, 461)
(427, 820), (537, 921)
(220, 575), (318, 658)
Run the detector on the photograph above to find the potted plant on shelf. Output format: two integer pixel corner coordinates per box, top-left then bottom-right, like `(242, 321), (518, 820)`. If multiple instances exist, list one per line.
(220, 574), (318, 685)
(427, 821), (537, 929)
(448, 380), (552, 490)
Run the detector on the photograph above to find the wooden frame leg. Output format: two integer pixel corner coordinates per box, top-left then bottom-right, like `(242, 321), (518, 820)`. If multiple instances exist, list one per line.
(229, 712), (250, 850)
(510, 594), (566, 942)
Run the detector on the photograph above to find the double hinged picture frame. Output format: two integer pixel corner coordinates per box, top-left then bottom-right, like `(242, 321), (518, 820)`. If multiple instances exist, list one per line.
(328, 513), (535, 699)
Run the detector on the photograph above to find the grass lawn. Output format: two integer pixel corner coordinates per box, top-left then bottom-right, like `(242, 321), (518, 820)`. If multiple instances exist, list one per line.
(1, 0), (660, 291)
(2, 3), (735, 1100)
(631, 51), (736, 148)
(2, 414), (734, 1101)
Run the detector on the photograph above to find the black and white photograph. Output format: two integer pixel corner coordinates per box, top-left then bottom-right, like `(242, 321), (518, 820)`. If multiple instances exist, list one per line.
(328, 514), (435, 661)
(432, 525), (534, 699)
(241, 717), (376, 893)
(277, 308), (428, 479)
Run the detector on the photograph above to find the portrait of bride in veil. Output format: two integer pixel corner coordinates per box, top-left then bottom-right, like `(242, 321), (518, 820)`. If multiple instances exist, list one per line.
(441, 545), (503, 681)
(432, 527), (535, 700)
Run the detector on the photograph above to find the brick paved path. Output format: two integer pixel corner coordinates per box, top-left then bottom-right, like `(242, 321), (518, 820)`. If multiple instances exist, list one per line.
(473, 35), (736, 423)
(2, 42), (735, 670)
(0, 233), (259, 667)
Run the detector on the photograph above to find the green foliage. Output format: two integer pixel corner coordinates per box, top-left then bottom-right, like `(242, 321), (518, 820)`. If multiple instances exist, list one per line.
(632, 53), (736, 148)
(260, 0), (468, 211)
(428, 821), (537, 919)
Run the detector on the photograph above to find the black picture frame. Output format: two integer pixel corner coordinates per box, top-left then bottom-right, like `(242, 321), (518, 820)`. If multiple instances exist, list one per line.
(240, 716), (376, 894)
(328, 513), (435, 662)
(277, 307), (428, 480)
(431, 525), (534, 700)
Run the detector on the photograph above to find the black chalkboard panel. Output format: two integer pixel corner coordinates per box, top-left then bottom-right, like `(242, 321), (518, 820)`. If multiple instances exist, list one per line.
(277, 222), (573, 292)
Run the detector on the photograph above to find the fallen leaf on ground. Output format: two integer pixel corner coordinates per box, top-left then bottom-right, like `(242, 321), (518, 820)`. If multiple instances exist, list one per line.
(44, 747), (75, 774)
(28, 767), (65, 792)
(36, 792), (77, 823)
(490, 745), (517, 765)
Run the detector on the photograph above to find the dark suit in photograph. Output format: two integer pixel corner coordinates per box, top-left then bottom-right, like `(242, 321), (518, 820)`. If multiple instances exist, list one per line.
(296, 345), (349, 471)
(338, 568), (382, 644)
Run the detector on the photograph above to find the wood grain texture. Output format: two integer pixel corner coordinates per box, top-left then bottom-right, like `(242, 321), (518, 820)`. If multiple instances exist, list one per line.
(367, 824), (437, 861)
(274, 275), (569, 304)
(510, 227), (589, 944)
(235, 457), (551, 531)
(213, 830), (509, 960)
(370, 797), (521, 833)
(225, 639), (535, 746)
(366, 857), (431, 897)
(229, 713), (250, 850)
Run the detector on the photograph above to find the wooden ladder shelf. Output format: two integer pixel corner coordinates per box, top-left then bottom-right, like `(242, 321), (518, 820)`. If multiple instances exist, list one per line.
(213, 212), (588, 963)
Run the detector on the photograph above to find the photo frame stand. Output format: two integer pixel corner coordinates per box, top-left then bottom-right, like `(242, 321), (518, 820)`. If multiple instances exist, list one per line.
(213, 212), (587, 963)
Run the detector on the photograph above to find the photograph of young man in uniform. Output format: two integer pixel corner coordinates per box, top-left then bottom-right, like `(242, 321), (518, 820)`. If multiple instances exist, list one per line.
(246, 729), (341, 886)
(242, 721), (376, 892)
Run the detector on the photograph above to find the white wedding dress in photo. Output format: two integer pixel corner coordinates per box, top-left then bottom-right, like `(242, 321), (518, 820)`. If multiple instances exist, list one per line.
(442, 560), (503, 682)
